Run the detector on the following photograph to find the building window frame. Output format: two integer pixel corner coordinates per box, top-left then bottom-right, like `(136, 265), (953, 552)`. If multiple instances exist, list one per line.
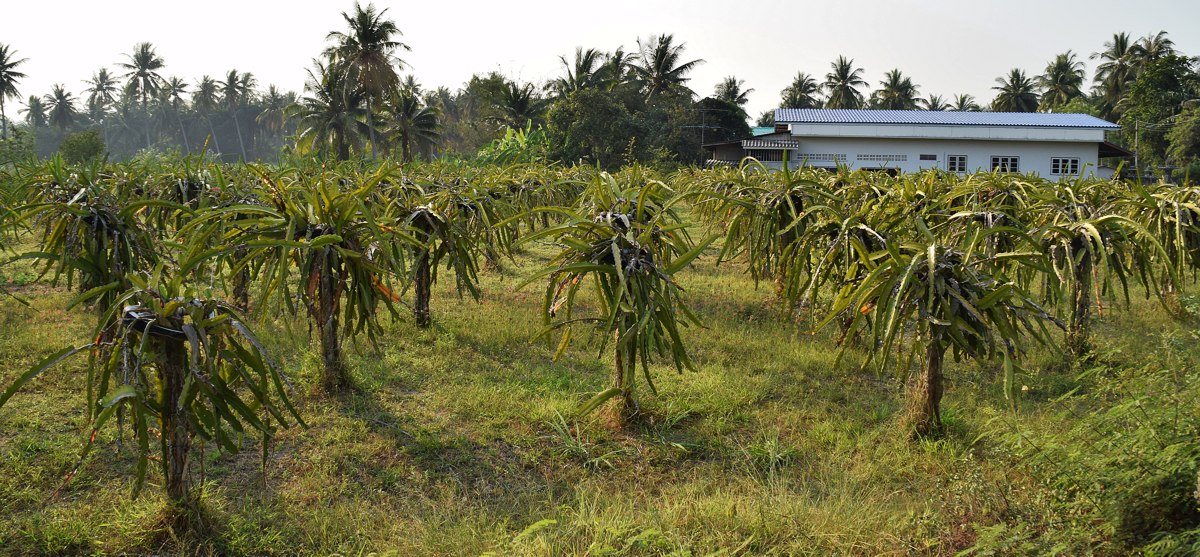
(990, 156), (1019, 173)
(856, 153), (908, 162)
(798, 153), (847, 163)
(746, 149), (786, 162)
(947, 155), (967, 173)
(1050, 157), (1080, 175)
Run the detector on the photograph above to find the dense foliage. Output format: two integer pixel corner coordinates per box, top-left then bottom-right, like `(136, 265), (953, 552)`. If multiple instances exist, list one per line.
(3, 13), (1197, 175)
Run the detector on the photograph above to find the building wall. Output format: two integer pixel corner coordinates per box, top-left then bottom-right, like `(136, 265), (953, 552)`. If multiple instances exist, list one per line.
(767, 136), (1103, 178)
(784, 123), (1107, 142)
(708, 143), (746, 162)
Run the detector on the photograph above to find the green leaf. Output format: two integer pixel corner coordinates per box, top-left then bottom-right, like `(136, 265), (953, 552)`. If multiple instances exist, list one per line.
(0, 345), (90, 409)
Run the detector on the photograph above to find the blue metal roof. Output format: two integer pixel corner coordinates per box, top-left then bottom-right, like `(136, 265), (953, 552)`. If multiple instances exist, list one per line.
(751, 126), (775, 136)
(773, 108), (1118, 129)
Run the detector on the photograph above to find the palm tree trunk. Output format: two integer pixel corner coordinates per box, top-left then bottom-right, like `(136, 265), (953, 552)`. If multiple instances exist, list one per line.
(142, 95), (152, 149)
(203, 116), (222, 155)
(176, 109), (190, 156)
(335, 128), (350, 161)
(367, 94), (377, 160)
(907, 339), (945, 437)
(0, 98), (7, 141)
(160, 335), (192, 508)
(232, 109), (247, 161)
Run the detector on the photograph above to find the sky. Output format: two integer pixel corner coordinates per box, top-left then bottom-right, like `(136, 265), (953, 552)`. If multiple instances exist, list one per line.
(2, 0), (1198, 121)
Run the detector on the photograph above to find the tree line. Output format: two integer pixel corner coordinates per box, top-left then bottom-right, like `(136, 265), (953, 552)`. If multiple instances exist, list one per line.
(0, 6), (1197, 172)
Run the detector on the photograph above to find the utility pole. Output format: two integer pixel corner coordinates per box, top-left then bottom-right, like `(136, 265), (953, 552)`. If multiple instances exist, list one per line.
(1134, 118), (1139, 179)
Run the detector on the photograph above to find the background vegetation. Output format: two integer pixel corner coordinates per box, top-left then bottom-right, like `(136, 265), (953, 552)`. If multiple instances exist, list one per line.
(0, 7), (1198, 175)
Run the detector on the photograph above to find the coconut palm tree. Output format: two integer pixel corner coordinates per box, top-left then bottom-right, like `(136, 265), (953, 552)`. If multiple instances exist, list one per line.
(20, 95), (46, 128)
(780, 72), (821, 109)
(83, 68), (119, 141)
(383, 89), (439, 162)
(715, 76), (753, 107)
(921, 94), (949, 111)
(1091, 32), (1137, 119)
(0, 43), (28, 140)
(84, 68), (119, 114)
(1132, 31), (1175, 71)
(492, 80), (546, 129)
(221, 70), (256, 160)
(157, 76), (190, 154)
(1038, 51), (1085, 111)
(192, 76), (219, 115)
(991, 69), (1040, 112)
(118, 42), (165, 148)
(159, 77), (188, 113)
(256, 85), (291, 140)
(325, 1), (408, 159)
(43, 84), (78, 130)
(398, 74), (421, 96)
(550, 47), (607, 96)
(951, 93), (982, 111)
(631, 34), (704, 98)
(290, 59), (367, 161)
(192, 76), (222, 153)
(873, 69), (921, 110)
(823, 56), (867, 109)
(599, 47), (636, 91)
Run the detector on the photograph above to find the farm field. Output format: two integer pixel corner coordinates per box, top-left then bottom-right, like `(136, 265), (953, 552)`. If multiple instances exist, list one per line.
(1, 160), (1198, 556)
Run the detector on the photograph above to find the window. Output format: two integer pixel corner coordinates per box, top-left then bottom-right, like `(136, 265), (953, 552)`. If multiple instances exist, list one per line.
(1051, 157), (1080, 175)
(991, 156), (1019, 173)
(919, 154), (938, 161)
(948, 155), (967, 172)
(856, 154), (908, 162)
(798, 153), (847, 163)
(746, 149), (786, 162)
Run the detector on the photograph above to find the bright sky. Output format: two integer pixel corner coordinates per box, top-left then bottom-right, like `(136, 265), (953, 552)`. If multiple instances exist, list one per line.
(2, 0), (1198, 121)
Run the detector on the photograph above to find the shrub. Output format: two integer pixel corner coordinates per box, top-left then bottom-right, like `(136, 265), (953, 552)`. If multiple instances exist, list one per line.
(981, 352), (1200, 554)
(57, 129), (105, 164)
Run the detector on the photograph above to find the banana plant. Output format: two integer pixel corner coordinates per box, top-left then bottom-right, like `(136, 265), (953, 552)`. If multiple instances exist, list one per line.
(521, 171), (714, 426)
(0, 266), (303, 513)
(815, 220), (1060, 437)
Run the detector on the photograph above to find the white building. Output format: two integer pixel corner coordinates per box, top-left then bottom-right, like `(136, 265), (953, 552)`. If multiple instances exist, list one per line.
(705, 109), (1131, 178)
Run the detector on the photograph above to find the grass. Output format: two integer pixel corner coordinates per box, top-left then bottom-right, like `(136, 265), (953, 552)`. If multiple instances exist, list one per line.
(1, 237), (1198, 555)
